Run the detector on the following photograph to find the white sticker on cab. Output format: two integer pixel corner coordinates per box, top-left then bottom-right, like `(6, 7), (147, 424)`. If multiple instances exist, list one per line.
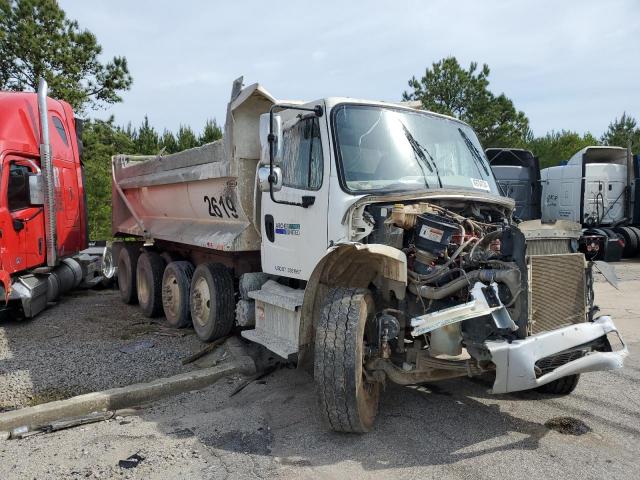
(471, 178), (490, 191)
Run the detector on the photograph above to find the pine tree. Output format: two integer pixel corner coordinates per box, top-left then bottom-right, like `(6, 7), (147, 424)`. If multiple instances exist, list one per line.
(0, 0), (132, 112)
(199, 119), (223, 145)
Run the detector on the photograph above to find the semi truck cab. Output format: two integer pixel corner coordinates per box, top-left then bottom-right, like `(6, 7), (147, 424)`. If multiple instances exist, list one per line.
(0, 81), (102, 318)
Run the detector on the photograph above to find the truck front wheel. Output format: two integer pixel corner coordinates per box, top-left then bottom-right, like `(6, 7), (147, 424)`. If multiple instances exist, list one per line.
(314, 287), (381, 433)
(535, 374), (580, 395)
(190, 263), (235, 342)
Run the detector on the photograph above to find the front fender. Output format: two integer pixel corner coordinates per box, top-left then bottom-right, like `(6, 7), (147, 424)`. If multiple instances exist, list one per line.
(297, 243), (407, 367)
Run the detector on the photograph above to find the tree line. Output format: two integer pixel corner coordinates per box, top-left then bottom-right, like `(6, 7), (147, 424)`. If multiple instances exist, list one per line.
(403, 57), (640, 169)
(1, 1), (639, 239)
(81, 117), (222, 239)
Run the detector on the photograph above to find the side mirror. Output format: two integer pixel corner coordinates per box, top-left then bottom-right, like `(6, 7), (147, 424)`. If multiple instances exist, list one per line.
(258, 166), (283, 193)
(259, 113), (282, 165)
(28, 173), (44, 205)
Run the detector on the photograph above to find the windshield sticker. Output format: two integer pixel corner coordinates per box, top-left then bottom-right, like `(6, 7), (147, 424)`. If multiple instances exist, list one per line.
(471, 178), (490, 191)
(275, 223), (300, 236)
(419, 225), (444, 243)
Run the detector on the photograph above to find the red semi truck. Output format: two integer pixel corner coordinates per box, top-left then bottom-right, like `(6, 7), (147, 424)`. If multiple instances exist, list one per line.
(0, 79), (107, 319)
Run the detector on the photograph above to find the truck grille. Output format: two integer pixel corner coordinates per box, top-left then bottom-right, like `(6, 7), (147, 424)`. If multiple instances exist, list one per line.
(528, 254), (586, 334)
(535, 349), (586, 377)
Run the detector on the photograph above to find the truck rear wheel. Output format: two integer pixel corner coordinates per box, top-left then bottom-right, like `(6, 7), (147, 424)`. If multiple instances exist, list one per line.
(118, 244), (141, 304)
(614, 227), (637, 257)
(190, 263), (235, 342)
(535, 374), (580, 395)
(314, 287), (380, 433)
(136, 251), (166, 318)
(627, 227), (640, 255)
(162, 261), (194, 328)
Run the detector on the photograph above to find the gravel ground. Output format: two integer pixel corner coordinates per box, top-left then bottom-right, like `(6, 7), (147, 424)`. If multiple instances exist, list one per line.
(0, 262), (638, 479)
(0, 288), (202, 411)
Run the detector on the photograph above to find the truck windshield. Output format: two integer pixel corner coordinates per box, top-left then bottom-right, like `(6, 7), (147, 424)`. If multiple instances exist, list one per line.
(332, 104), (499, 194)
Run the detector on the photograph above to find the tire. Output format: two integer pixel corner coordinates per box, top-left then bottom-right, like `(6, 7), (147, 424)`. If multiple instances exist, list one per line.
(314, 287), (381, 433)
(136, 251), (166, 318)
(118, 244), (141, 304)
(628, 226), (640, 255)
(614, 227), (637, 257)
(162, 261), (194, 328)
(189, 263), (235, 342)
(535, 374), (580, 395)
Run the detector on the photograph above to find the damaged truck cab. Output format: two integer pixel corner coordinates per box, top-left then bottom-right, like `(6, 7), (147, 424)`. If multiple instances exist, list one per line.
(112, 79), (627, 433)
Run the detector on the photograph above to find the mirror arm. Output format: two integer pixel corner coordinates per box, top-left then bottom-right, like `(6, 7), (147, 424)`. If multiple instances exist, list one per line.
(268, 104), (323, 208)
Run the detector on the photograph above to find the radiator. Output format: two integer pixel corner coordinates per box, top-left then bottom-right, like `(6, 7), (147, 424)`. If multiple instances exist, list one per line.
(528, 253), (586, 334)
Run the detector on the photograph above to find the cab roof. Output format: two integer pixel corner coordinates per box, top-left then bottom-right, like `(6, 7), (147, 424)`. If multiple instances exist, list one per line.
(321, 96), (469, 127)
(0, 91), (75, 159)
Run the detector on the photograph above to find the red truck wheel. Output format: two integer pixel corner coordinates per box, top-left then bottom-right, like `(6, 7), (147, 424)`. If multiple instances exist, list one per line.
(189, 263), (235, 342)
(118, 244), (141, 304)
(136, 251), (166, 318)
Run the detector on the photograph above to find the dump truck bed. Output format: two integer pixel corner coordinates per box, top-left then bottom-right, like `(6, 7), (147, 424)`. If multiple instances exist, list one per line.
(111, 80), (275, 252)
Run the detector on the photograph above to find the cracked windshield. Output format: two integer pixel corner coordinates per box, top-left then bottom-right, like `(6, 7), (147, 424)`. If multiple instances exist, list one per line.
(333, 104), (499, 194)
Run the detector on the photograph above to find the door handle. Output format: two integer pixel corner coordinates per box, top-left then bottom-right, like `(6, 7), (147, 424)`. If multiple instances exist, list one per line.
(265, 214), (275, 243)
(302, 196), (315, 208)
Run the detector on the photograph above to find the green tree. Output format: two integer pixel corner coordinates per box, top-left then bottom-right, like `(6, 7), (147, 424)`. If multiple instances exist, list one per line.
(134, 116), (159, 154)
(199, 118), (223, 145)
(601, 113), (640, 152)
(159, 130), (178, 154)
(81, 117), (134, 239)
(176, 125), (198, 151)
(0, 0), (132, 111)
(403, 57), (530, 148)
(526, 130), (598, 169)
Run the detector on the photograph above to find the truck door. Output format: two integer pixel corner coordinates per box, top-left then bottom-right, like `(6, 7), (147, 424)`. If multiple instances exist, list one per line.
(50, 113), (83, 254)
(0, 159), (46, 273)
(260, 114), (329, 280)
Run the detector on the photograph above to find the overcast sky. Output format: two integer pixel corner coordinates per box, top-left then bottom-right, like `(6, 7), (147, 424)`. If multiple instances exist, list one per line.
(59, 0), (639, 139)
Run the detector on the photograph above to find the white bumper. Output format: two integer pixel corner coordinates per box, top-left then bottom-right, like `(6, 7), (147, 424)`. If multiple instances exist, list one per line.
(486, 316), (628, 394)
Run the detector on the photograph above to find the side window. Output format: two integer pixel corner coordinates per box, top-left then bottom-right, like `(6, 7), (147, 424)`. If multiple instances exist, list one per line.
(52, 116), (69, 146)
(7, 164), (32, 211)
(281, 117), (323, 190)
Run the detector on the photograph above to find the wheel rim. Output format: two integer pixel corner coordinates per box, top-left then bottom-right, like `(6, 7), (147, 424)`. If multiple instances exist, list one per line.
(137, 268), (149, 305)
(191, 276), (211, 327)
(162, 273), (180, 318)
(102, 249), (116, 279)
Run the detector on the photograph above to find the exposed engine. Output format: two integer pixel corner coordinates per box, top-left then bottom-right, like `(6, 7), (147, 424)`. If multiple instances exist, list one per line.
(361, 200), (529, 371)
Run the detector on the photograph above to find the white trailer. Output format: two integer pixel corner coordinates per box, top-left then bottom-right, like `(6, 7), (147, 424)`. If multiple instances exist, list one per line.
(111, 78), (627, 433)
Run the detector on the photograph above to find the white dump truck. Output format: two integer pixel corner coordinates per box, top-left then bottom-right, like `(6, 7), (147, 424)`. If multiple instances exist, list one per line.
(111, 78), (627, 432)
